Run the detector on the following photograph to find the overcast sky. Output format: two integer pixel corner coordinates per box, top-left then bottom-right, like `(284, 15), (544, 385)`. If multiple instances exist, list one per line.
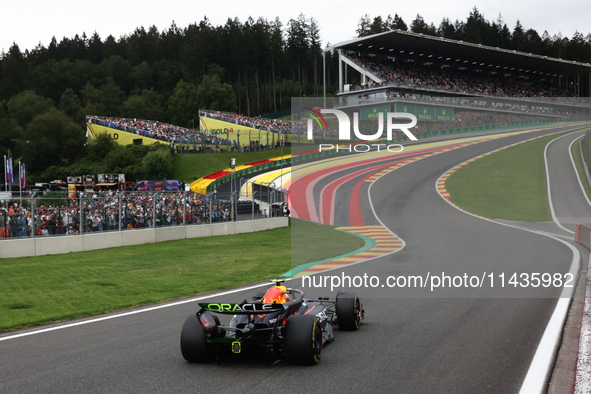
(2, 0), (590, 54)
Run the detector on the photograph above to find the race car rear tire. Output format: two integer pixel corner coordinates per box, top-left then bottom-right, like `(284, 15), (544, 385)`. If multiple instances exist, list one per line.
(180, 314), (212, 363)
(284, 314), (323, 365)
(336, 292), (362, 331)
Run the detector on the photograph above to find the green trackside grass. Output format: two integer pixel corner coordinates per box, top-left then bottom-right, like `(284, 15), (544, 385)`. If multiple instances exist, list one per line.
(571, 137), (591, 200)
(291, 218), (366, 268)
(0, 228), (289, 332)
(172, 147), (292, 183)
(0, 220), (364, 332)
(446, 131), (574, 222)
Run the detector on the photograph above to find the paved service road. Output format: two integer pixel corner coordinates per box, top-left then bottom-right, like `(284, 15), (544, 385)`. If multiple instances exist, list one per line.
(545, 131), (591, 233)
(0, 124), (587, 393)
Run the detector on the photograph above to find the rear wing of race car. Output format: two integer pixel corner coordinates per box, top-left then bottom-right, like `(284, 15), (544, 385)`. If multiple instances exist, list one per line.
(198, 302), (286, 315)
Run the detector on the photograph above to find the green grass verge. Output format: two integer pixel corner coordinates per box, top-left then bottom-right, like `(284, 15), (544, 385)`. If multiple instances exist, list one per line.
(172, 147), (291, 183)
(290, 218), (366, 269)
(571, 137), (591, 201)
(0, 228), (288, 332)
(446, 131), (573, 222)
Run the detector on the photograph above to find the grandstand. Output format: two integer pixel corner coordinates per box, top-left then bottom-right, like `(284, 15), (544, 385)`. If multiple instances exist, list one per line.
(198, 110), (287, 149)
(85, 31), (591, 150)
(195, 32), (591, 145)
(324, 30), (591, 125)
(86, 116), (234, 152)
(200, 110), (291, 134)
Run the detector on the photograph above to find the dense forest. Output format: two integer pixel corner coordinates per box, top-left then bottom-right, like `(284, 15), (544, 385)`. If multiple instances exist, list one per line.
(1, 8), (590, 182)
(357, 9), (591, 62)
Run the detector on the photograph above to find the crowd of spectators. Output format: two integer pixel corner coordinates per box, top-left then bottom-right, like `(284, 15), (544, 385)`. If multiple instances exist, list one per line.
(344, 52), (576, 100)
(201, 110), (342, 138)
(87, 116), (229, 147)
(341, 93), (575, 118)
(201, 110), (292, 134)
(89, 50), (586, 147)
(87, 115), (282, 152)
(0, 191), (236, 239)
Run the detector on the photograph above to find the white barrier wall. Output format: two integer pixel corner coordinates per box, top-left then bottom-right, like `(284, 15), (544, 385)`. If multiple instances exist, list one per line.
(185, 224), (214, 238)
(122, 228), (156, 247)
(37, 235), (85, 255)
(84, 231), (123, 251)
(0, 218), (288, 258)
(576, 223), (591, 250)
(0, 238), (36, 258)
(155, 226), (186, 243)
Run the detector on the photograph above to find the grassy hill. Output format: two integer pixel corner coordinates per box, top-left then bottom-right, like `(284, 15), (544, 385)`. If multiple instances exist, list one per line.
(172, 147), (291, 183)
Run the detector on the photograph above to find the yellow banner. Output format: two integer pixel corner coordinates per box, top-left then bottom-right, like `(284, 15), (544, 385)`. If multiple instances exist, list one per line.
(68, 184), (77, 198)
(86, 123), (163, 146)
(199, 117), (278, 146)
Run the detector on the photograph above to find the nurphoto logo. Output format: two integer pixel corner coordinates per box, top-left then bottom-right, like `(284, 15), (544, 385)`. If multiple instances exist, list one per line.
(305, 108), (418, 152)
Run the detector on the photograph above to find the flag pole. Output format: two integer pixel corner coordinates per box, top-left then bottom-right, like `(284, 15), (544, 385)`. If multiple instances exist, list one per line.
(3, 155), (6, 192)
(7, 151), (12, 193)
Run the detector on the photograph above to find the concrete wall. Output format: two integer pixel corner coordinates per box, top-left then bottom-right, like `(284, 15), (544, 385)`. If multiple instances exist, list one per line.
(0, 217), (288, 258)
(577, 223), (591, 250)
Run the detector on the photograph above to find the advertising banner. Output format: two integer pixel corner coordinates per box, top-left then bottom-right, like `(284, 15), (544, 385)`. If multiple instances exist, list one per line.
(436, 107), (454, 121)
(396, 104), (454, 122)
(67, 176), (82, 184)
(98, 174), (125, 183)
(137, 180), (180, 192)
(360, 104), (390, 120)
(199, 117), (276, 145)
(86, 123), (162, 146)
(396, 103), (415, 115)
(83, 175), (95, 187)
(416, 106), (435, 121)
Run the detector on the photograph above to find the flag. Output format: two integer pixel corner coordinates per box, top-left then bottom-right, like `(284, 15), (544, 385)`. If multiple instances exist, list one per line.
(6, 156), (13, 184)
(20, 162), (26, 189)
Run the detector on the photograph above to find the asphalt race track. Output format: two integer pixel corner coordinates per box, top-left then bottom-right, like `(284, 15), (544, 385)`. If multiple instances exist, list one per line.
(1, 124), (590, 393)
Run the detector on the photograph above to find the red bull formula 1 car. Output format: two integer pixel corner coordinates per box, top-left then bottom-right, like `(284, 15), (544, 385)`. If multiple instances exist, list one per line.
(180, 280), (364, 365)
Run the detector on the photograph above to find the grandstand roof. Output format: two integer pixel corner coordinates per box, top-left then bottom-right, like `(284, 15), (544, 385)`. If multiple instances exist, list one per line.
(327, 30), (591, 77)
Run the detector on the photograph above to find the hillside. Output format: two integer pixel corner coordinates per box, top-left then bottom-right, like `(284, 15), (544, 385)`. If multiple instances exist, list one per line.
(172, 147), (291, 183)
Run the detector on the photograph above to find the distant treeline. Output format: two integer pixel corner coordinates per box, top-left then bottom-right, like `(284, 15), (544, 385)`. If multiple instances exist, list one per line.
(0, 14), (331, 124)
(1, 9), (590, 122)
(0, 9), (590, 182)
(357, 8), (591, 63)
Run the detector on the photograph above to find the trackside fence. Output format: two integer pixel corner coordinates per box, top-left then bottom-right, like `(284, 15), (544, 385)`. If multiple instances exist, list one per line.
(0, 191), (277, 241)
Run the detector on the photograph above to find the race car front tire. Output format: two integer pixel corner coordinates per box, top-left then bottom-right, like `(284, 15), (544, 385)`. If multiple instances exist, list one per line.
(336, 292), (362, 331)
(180, 314), (212, 363)
(284, 314), (323, 365)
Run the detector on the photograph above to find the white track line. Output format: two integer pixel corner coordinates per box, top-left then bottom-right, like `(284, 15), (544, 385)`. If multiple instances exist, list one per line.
(432, 129), (581, 394)
(544, 134), (579, 234)
(570, 132), (591, 394)
(0, 282), (276, 342)
(575, 252), (591, 394)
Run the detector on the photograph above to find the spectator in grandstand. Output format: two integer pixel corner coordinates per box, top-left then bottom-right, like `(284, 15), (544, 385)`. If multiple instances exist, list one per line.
(201, 110), (292, 134)
(87, 116), (230, 148)
(343, 51), (573, 100)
